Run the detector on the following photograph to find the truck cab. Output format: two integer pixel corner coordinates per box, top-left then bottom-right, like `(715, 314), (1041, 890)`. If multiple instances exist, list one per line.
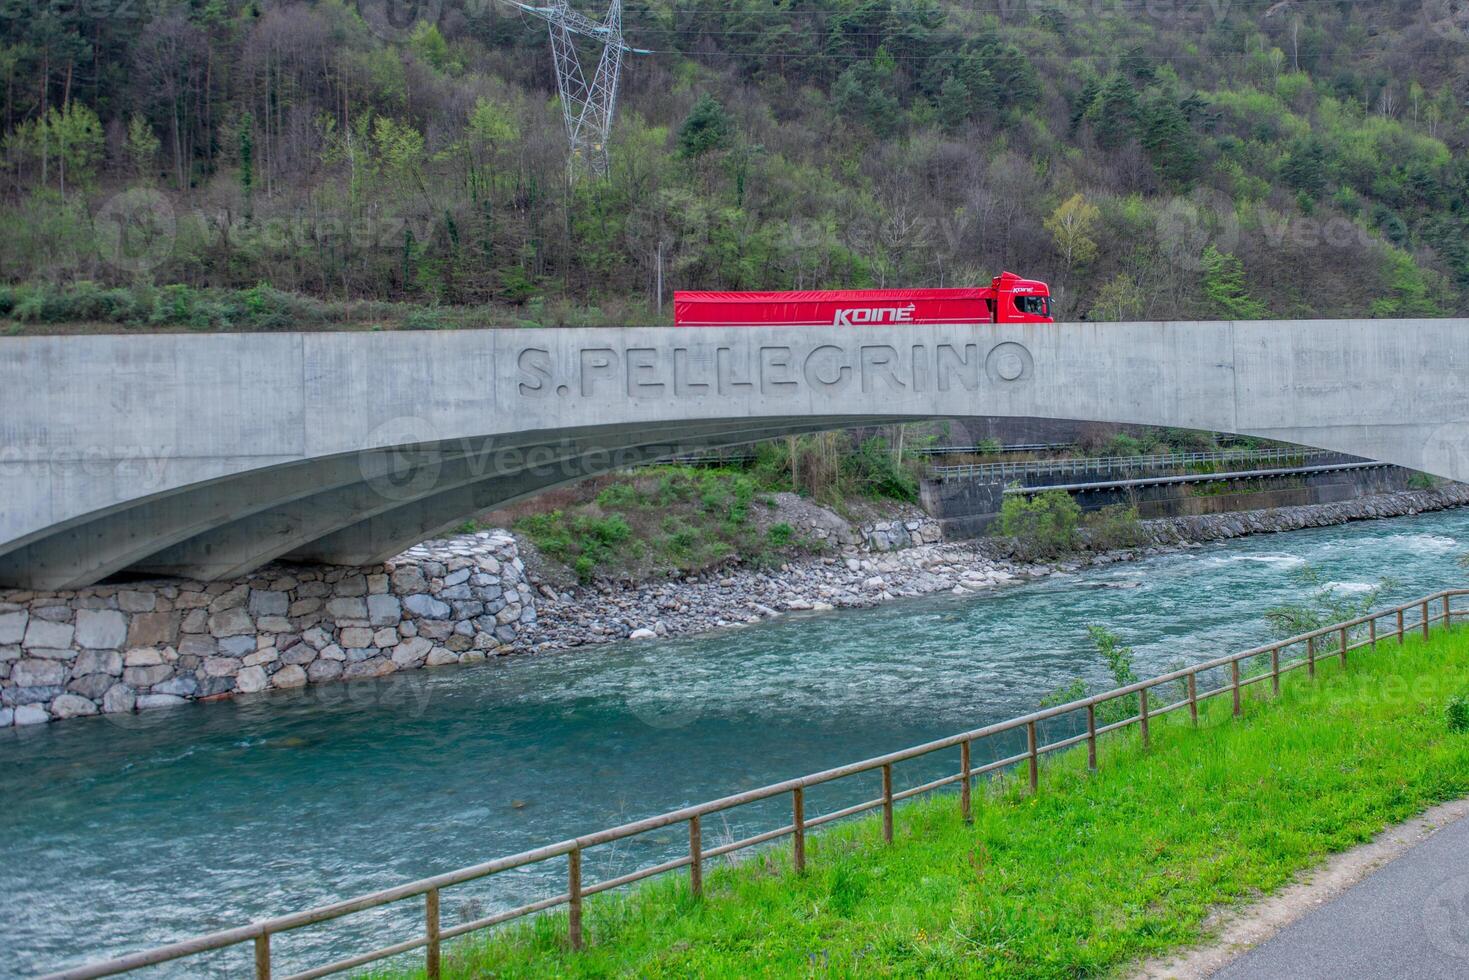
(987, 271), (1052, 323)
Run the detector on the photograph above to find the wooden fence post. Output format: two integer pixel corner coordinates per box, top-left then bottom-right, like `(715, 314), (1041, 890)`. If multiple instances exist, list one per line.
(960, 740), (972, 822)
(254, 934), (270, 980)
(689, 815), (702, 897)
(1087, 703), (1099, 768)
(1231, 661), (1242, 717)
(881, 765), (894, 843)
(1026, 721), (1039, 792)
(426, 888), (440, 980)
(792, 787), (806, 872)
(1139, 687), (1150, 748)
(568, 848), (583, 951)
(1188, 673), (1198, 725)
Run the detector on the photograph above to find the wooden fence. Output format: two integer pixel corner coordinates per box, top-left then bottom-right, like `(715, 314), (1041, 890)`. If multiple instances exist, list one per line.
(43, 589), (1468, 980)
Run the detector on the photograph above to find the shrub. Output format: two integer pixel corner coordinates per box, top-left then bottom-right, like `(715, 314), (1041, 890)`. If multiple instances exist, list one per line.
(1265, 564), (1392, 637)
(1098, 433), (1150, 457)
(595, 482), (641, 508)
(515, 510), (631, 582)
(238, 282), (313, 330)
(1448, 693), (1469, 734)
(845, 436), (919, 502)
(1082, 504), (1147, 550)
(767, 522), (794, 547)
(997, 489), (1081, 559)
(404, 306), (449, 330)
(1040, 624), (1140, 723)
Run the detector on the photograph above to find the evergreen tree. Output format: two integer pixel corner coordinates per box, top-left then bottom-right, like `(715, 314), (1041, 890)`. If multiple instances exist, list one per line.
(1281, 137), (1329, 198)
(678, 94), (731, 159)
(1088, 76), (1140, 150)
(1202, 245), (1267, 319)
(1070, 76), (1102, 135)
(937, 75), (970, 133)
(1141, 96), (1199, 190)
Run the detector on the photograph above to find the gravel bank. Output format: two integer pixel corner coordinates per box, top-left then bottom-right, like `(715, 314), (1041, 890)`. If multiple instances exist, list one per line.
(522, 486), (1469, 649)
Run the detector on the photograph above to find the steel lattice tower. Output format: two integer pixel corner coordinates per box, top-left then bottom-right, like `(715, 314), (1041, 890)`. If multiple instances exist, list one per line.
(505, 0), (644, 179)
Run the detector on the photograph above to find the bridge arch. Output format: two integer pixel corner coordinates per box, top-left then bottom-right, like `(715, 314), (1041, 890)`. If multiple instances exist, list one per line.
(1, 319), (1465, 588)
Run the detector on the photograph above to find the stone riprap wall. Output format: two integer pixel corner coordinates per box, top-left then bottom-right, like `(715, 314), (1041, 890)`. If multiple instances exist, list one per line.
(860, 515), (944, 552)
(0, 531), (533, 727)
(1136, 484), (1469, 544)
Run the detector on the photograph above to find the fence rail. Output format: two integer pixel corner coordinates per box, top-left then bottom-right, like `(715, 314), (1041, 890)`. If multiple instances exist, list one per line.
(1001, 460), (1388, 495)
(652, 442), (1079, 467)
(44, 588), (1469, 980)
(932, 447), (1334, 482)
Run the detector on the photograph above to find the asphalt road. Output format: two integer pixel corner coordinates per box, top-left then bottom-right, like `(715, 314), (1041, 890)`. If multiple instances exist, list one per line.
(1214, 812), (1469, 979)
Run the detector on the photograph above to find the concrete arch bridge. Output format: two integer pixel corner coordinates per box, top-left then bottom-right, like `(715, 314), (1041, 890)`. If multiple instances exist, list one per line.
(1, 319), (1466, 590)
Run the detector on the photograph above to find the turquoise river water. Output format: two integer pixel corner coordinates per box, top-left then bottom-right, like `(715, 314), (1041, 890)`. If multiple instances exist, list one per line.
(6, 508), (1469, 977)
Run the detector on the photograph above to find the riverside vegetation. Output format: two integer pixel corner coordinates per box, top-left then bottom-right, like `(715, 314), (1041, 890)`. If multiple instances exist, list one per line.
(373, 617), (1469, 977)
(504, 435), (930, 582)
(493, 423), (1236, 584)
(3, 2), (1468, 327)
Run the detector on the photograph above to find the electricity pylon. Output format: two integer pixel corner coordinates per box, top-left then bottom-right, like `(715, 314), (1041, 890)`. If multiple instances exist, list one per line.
(503, 0), (646, 179)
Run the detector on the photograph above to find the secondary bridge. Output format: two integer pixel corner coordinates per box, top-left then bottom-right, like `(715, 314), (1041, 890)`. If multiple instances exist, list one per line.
(2, 319), (1466, 589)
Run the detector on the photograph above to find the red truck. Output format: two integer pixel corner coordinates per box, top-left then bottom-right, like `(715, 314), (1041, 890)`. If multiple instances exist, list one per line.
(674, 271), (1053, 327)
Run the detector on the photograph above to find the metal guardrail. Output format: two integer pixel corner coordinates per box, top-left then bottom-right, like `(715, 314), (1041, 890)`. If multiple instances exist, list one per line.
(931, 447), (1331, 482)
(1002, 460), (1388, 495)
(43, 589), (1468, 980)
(916, 442), (1075, 456)
(655, 442), (1079, 466)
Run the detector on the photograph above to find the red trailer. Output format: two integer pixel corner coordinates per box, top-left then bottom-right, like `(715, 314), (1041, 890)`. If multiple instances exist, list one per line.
(674, 271), (1053, 327)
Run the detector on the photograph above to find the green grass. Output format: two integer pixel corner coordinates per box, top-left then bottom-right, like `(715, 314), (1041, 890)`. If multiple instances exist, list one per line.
(379, 625), (1469, 978)
(512, 466), (808, 582)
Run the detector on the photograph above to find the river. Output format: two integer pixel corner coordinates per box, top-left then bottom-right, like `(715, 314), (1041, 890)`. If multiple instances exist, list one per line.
(6, 508), (1468, 977)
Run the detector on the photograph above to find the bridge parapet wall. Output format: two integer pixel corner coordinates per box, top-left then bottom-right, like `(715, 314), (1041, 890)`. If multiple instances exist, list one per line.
(3, 318), (1468, 589)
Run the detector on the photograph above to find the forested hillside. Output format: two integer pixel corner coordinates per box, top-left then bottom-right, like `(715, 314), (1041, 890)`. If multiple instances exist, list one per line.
(3, 0), (1468, 326)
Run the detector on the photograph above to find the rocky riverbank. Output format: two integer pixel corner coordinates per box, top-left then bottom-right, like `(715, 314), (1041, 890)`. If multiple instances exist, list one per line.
(0, 533), (534, 727)
(521, 485), (1469, 648)
(4, 485), (1464, 727)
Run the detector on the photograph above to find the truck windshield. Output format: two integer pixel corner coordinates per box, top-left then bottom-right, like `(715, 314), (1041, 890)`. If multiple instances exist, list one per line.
(1015, 295), (1049, 316)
